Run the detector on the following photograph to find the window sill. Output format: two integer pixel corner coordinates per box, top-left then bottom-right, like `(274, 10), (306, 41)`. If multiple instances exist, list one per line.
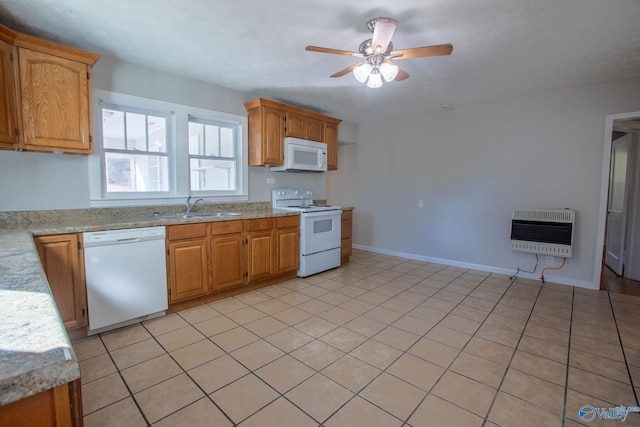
(90, 194), (249, 208)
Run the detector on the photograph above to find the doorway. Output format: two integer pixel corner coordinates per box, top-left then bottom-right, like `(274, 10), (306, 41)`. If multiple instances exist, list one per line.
(596, 112), (640, 291)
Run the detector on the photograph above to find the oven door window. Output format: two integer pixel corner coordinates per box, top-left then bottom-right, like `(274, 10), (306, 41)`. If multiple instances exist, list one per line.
(313, 218), (333, 234)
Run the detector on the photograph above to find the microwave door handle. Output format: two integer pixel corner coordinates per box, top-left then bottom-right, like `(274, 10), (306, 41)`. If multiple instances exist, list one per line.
(319, 150), (325, 168)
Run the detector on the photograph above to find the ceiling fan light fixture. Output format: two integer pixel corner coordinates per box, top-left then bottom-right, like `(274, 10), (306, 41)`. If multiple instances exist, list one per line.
(353, 62), (372, 83)
(366, 68), (383, 88)
(379, 62), (399, 82)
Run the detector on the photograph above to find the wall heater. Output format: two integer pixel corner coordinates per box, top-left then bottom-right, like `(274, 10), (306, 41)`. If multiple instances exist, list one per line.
(510, 208), (575, 258)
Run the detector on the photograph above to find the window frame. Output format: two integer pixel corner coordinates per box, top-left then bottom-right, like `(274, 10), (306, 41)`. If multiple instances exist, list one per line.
(99, 102), (174, 197)
(187, 115), (241, 196)
(89, 89), (248, 207)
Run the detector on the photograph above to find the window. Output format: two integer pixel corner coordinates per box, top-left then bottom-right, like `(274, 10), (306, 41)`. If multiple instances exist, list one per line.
(90, 89), (248, 207)
(101, 106), (171, 193)
(188, 116), (238, 193)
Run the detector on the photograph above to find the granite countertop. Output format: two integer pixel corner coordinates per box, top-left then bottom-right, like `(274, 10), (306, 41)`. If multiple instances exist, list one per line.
(0, 203), (303, 406)
(0, 202), (353, 406)
(0, 230), (79, 405)
(2, 206), (299, 236)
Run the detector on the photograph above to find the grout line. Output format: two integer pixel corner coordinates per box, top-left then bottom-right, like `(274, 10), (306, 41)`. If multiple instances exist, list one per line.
(479, 275), (546, 425)
(561, 285), (575, 426)
(607, 291), (640, 407)
(78, 251), (586, 426)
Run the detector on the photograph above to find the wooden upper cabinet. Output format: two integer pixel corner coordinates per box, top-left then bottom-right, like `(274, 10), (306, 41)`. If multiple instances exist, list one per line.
(18, 48), (92, 153)
(245, 97), (341, 169)
(0, 23), (99, 154)
(285, 111), (305, 138)
(285, 111), (323, 142)
(324, 121), (339, 171)
(247, 105), (285, 166)
(305, 117), (324, 142)
(0, 37), (18, 148)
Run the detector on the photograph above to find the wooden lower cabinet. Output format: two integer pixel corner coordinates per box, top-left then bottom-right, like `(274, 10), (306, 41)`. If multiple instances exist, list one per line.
(167, 216), (300, 306)
(246, 218), (276, 282)
(34, 234), (87, 331)
(276, 216), (300, 275)
(341, 210), (353, 264)
(166, 224), (209, 303)
(0, 379), (83, 427)
(210, 220), (245, 292)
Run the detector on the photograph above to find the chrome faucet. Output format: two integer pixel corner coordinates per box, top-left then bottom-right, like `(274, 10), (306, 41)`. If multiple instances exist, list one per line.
(186, 197), (207, 213)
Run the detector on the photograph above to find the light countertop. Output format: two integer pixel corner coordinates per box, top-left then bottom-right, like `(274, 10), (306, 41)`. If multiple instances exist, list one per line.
(0, 203), (301, 406)
(0, 229), (79, 405)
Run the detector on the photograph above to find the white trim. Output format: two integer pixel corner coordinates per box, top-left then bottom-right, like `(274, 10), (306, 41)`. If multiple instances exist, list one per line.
(595, 111), (640, 290)
(353, 244), (595, 289)
(89, 89), (248, 207)
(89, 194), (249, 208)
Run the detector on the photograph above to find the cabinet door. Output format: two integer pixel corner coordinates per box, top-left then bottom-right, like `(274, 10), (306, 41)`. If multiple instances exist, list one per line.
(0, 39), (18, 147)
(35, 234), (87, 330)
(285, 111), (305, 138)
(324, 122), (338, 171)
(167, 239), (209, 303)
(277, 226), (299, 274)
(262, 107), (285, 165)
(341, 211), (353, 264)
(306, 117), (324, 142)
(246, 230), (275, 282)
(211, 233), (245, 291)
(18, 48), (92, 153)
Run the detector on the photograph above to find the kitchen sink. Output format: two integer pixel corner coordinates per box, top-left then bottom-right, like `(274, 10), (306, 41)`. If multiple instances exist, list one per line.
(154, 212), (241, 220)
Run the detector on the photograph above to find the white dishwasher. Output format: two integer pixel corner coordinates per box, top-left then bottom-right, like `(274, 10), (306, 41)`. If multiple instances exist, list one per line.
(83, 226), (168, 334)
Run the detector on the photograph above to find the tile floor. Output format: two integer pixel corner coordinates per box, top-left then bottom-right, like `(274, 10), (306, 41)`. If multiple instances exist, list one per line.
(75, 249), (640, 426)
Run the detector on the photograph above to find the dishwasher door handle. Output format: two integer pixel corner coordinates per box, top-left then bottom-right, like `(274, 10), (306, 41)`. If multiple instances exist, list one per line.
(117, 237), (140, 244)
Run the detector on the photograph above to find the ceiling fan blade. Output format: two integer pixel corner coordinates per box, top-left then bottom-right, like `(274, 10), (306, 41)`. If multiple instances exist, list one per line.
(330, 63), (360, 78)
(390, 43), (453, 59)
(387, 62), (409, 81)
(305, 45), (363, 57)
(370, 17), (397, 53)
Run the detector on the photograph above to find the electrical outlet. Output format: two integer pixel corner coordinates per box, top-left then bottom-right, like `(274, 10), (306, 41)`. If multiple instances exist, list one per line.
(418, 200), (424, 208)
(546, 256), (554, 266)
(266, 178), (275, 184)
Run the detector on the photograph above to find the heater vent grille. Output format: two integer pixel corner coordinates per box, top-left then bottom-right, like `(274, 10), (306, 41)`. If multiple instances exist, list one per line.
(512, 208), (575, 223)
(510, 208), (575, 258)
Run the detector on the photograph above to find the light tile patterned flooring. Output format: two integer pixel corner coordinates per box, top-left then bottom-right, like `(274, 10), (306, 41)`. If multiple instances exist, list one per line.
(75, 249), (640, 426)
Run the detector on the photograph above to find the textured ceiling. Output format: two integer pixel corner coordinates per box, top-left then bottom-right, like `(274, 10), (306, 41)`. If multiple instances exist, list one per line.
(1, 0), (640, 123)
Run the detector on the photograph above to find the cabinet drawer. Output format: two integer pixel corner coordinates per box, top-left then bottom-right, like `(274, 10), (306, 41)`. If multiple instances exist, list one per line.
(342, 210), (353, 221)
(246, 218), (274, 232)
(210, 220), (244, 235)
(167, 223), (207, 240)
(276, 215), (299, 229)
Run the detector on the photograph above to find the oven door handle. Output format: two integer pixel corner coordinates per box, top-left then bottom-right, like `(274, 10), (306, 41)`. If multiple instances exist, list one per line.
(302, 210), (342, 218)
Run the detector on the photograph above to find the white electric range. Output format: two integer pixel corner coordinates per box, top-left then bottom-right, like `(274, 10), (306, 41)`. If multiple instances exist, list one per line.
(272, 189), (342, 277)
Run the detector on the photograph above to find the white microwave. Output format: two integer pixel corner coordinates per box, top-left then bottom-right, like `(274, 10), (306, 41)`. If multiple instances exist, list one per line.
(271, 137), (327, 172)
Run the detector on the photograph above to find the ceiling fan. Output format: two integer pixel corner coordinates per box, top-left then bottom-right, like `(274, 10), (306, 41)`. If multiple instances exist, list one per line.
(306, 17), (453, 88)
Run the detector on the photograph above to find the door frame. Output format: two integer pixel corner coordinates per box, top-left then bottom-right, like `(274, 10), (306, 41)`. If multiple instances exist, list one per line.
(595, 111), (640, 288)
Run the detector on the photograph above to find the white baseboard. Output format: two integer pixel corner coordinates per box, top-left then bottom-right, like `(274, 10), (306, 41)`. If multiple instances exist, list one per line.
(352, 244), (597, 290)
